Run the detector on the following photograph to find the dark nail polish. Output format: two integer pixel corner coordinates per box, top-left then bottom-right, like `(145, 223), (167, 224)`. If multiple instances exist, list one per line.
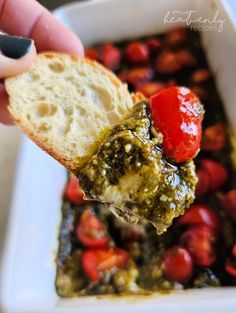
(0, 35), (33, 59)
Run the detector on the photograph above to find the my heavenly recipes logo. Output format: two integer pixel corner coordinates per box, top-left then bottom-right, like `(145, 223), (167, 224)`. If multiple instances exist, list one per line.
(164, 10), (226, 32)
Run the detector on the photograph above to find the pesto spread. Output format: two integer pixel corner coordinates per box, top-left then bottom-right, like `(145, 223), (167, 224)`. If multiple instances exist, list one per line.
(78, 101), (197, 234)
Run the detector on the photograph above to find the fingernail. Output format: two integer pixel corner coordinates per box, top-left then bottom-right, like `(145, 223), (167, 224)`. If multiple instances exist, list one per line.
(0, 35), (33, 59)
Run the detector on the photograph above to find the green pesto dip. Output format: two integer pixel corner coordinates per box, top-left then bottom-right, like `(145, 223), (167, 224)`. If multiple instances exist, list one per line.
(78, 101), (197, 234)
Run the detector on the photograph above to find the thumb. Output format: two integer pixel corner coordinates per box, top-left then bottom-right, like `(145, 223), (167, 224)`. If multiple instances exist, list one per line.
(0, 35), (36, 78)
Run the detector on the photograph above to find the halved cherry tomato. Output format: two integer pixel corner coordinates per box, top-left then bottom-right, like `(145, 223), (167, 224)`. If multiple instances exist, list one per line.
(76, 209), (108, 248)
(65, 177), (85, 204)
(125, 42), (149, 64)
(200, 159), (228, 191)
(86, 44), (121, 71)
(221, 189), (236, 219)
(82, 248), (129, 282)
(177, 204), (220, 231)
(146, 38), (162, 53)
(150, 86), (204, 163)
(175, 49), (197, 67)
(195, 169), (211, 197)
(191, 69), (210, 83)
(201, 123), (227, 152)
(85, 47), (100, 61)
(125, 67), (154, 86)
(225, 245), (236, 276)
(165, 27), (187, 46)
(163, 245), (193, 284)
(155, 51), (182, 74)
(102, 43), (121, 71)
(232, 245), (236, 258)
(118, 71), (127, 83)
(136, 82), (165, 97)
(180, 225), (217, 266)
(225, 260), (236, 277)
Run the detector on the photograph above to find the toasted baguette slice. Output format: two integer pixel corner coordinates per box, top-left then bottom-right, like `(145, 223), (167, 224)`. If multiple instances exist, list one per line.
(6, 52), (137, 173)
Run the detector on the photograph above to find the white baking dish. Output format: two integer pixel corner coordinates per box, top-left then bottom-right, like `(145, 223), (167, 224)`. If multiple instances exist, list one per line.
(1, 0), (236, 312)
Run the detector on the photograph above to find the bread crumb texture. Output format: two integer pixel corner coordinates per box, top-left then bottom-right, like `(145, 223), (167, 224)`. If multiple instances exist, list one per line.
(6, 53), (133, 170)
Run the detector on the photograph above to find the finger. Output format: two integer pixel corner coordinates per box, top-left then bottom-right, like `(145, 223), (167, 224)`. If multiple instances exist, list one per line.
(0, 0), (84, 55)
(0, 38), (36, 125)
(0, 83), (12, 125)
(0, 40), (36, 78)
(31, 10), (84, 55)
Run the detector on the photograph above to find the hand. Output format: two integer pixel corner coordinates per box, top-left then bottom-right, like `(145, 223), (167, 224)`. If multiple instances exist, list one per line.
(0, 0), (84, 124)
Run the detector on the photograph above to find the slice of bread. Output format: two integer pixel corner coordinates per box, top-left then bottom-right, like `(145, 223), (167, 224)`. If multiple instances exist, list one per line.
(6, 52), (138, 173)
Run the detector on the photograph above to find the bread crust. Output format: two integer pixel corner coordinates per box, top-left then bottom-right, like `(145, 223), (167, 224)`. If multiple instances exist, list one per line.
(8, 106), (77, 173)
(6, 52), (145, 174)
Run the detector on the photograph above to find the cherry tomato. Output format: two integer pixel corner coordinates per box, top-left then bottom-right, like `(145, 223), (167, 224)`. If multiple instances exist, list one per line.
(82, 248), (129, 282)
(86, 44), (121, 71)
(150, 86), (204, 163)
(200, 159), (228, 191)
(125, 42), (149, 64)
(65, 176), (85, 204)
(136, 82), (165, 97)
(165, 27), (187, 46)
(102, 43), (121, 71)
(225, 260), (236, 277)
(221, 189), (236, 219)
(118, 71), (127, 83)
(76, 209), (108, 248)
(146, 38), (162, 53)
(177, 204), (220, 231)
(180, 225), (217, 267)
(163, 245), (193, 284)
(155, 51), (182, 74)
(191, 69), (210, 83)
(85, 47), (100, 61)
(195, 169), (211, 197)
(225, 245), (236, 276)
(175, 49), (197, 67)
(125, 67), (153, 86)
(201, 123), (227, 152)
(232, 245), (236, 258)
